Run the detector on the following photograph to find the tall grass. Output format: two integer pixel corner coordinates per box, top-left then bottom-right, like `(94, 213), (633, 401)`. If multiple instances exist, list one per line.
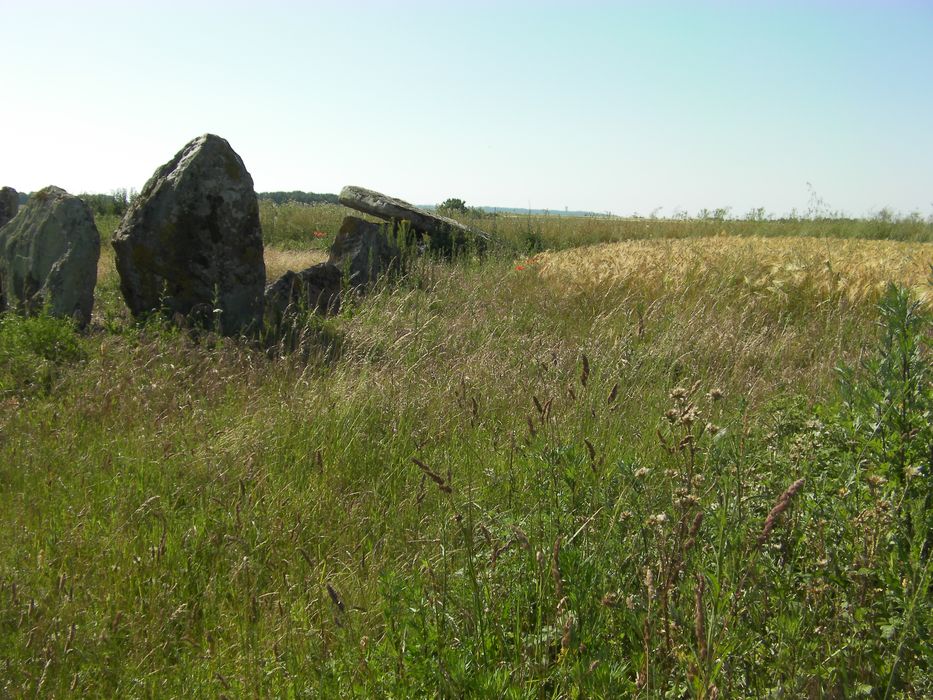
(0, 214), (930, 696)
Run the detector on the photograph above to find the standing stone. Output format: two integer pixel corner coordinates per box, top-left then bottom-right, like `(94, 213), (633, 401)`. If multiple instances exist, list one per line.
(328, 216), (401, 287)
(338, 185), (491, 254)
(111, 134), (265, 335)
(0, 186), (100, 326)
(0, 187), (18, 228)
(264, 263), (342, 325)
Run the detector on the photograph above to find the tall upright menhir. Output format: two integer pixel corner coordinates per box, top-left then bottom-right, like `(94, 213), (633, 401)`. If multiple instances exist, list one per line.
(0, 186), (100, 327)
(111, 134), (265, 336)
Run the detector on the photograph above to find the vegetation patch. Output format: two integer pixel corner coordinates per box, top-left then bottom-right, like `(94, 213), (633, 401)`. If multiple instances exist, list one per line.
(0, 210), (930, 696)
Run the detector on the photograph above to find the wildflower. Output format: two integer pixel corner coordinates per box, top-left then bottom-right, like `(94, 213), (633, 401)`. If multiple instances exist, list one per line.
(634, 467), (650, 479)
(680, 404), (700, 426)
(647, 513), (667, 527)
(312, 230), (327, 239)
(515, 264), (526, 271)
(676, 493), (699, 508)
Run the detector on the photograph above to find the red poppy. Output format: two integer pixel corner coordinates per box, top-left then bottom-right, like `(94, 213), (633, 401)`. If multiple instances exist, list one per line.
(515, 264), (526, 271)
(312, 230), (327, 239)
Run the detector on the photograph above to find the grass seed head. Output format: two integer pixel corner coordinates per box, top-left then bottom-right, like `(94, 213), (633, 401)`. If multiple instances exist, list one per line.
(758, 478), (805, 545)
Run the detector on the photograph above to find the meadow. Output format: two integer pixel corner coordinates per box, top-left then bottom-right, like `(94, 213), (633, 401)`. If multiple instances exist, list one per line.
(1, 202), (931, 697)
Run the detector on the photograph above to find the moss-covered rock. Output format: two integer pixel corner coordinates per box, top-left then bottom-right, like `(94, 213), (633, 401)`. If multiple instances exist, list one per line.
(329, 216), (401, 288)
(264, 263), (341, 328)
(0, 187), (18, 229)
(111, 134), (265, 336)
(0, 186), (100, 327)
(338, 185), (491, 256)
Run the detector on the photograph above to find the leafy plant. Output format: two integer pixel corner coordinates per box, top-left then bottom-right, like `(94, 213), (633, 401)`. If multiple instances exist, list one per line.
(0, 312), (86, 396)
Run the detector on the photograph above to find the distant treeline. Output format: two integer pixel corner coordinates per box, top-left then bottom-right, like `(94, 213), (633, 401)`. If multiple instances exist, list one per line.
(73, 190), (338, 217)
(79, 190), (135, 216)
(258, 191), (339, 206)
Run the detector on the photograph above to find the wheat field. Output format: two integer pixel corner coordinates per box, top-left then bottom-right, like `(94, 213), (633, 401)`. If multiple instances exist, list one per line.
(532, 235), (932, 306)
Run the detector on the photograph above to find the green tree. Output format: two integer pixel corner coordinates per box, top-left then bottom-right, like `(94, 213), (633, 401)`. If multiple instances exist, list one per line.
(438, 198), (468, 214)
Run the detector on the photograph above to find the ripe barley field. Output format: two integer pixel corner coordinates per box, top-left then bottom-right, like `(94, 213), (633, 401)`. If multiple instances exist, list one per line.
(1, 208), (931, 697)
(534, 235), (932, 306)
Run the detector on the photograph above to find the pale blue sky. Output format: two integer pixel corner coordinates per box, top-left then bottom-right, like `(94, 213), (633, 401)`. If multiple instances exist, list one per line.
(2, 0), (931, 216)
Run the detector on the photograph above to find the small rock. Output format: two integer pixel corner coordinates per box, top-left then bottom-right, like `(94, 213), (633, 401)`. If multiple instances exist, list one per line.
(0, 187), (18, 228)
(0, 186), (100, 326)
(264, 263), (342, 326)
(111, 134), (265, 336)
(328, 216), (401, 287)
(338, 185), (490, 255)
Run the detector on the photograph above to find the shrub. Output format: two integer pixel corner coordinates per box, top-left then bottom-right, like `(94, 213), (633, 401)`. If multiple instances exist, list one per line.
(0, 312), (86, 396)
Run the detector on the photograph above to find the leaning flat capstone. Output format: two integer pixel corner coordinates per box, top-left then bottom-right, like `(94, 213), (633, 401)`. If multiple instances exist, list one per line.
(329, 216), (401, 287)
(338, 185), (490, 254)
(0, 187), (18, 228)
(0, 186), (100, 326)
(111, 134), (265, 335)
(264, 263), (342, 325)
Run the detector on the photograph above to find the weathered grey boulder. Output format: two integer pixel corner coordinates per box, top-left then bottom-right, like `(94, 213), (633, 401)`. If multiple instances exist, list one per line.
(328, 216), (401, 287)
(264, 263), (341, 325)
(0, 186), (100, 326)
(338, 185), (490, 254)
(0, 187), (18, 228)
(111, 134), (265, 335)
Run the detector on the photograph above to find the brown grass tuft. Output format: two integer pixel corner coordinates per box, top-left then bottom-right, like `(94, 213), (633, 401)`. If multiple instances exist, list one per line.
(759, 478), (805, 545)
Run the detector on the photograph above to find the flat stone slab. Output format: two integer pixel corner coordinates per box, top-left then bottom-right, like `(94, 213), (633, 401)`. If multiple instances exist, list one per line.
(338, 185), (490, 254)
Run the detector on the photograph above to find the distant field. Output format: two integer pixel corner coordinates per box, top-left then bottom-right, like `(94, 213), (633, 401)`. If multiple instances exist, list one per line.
(93, 199), (933, 251)
(1, 211), (930, 697)
(534, 235), (932, 306)
(247, 201), (933, 251)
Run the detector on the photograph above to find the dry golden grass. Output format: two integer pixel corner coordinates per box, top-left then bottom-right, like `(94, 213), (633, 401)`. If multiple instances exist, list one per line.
(263, 248), (328, 280)
(96, 246), (115, 282)
(533, 235), (933, 305)
(95, 246), (329, 286)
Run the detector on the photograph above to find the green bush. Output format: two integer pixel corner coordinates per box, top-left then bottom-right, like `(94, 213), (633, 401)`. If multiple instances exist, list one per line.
(0, 312), (86, 396)
(767, 284), (932, 695)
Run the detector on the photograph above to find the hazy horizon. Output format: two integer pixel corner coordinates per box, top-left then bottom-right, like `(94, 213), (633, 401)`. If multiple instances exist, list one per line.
(2, 1), (932, 219)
